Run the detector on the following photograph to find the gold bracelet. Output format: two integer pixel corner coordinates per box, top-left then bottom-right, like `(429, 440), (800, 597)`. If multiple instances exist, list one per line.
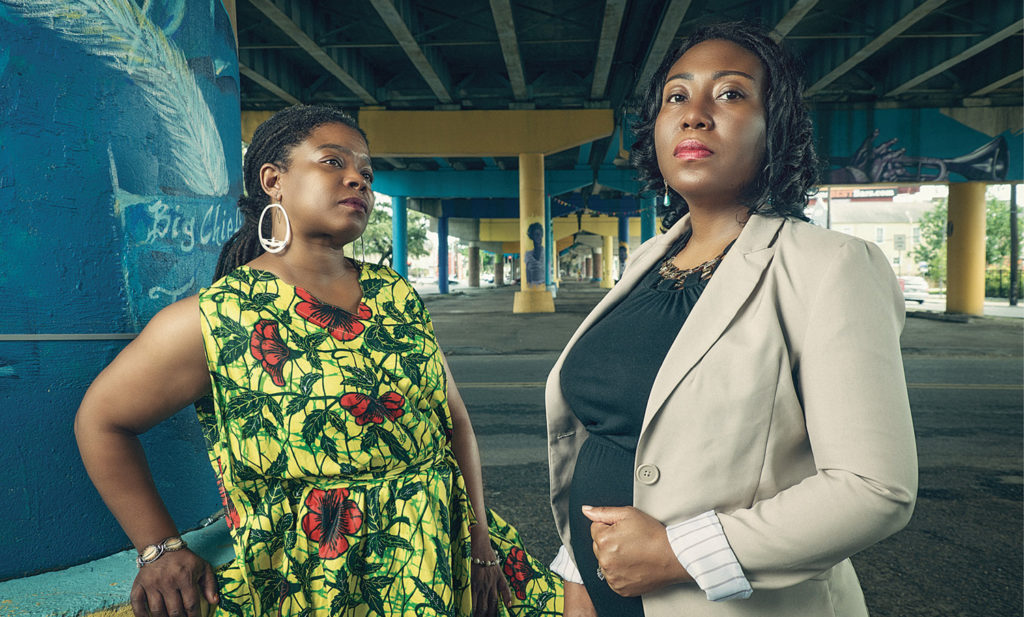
(471, 556), (501, 567)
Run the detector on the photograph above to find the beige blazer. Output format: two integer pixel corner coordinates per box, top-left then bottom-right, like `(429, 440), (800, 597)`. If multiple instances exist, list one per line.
(546, 214), (917, 616)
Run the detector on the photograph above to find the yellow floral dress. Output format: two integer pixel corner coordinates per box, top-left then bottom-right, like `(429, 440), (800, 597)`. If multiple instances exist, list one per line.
(196, 263), (562, 616)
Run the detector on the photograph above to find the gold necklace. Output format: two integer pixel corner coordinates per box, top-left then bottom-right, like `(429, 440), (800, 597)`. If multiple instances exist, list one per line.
(658, 239), (732, 286)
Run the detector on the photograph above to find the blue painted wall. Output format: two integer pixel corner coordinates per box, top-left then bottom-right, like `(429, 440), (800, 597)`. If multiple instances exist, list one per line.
(0, 0), (241, 579)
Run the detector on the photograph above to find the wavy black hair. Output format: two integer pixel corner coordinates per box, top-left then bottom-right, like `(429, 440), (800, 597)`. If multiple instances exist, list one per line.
(213, 104), (367, 281)
(630, 21), (818, 229)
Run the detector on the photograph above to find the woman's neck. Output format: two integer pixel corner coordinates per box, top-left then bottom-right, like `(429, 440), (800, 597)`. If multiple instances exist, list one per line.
(686, 202), (749, 246)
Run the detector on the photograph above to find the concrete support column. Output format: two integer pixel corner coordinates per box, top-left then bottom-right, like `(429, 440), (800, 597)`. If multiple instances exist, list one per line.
(545, 195), (555, 293)
(391, 196), (408, 278)
(601, 235), (615, 289)
(494, 255), (504, 287)
(641, 196), (657, 242)
(1010, 184), (1019, 306)
(468, 243), (480, 287)
(514, 153), (555, 313)
(618, 214), (630, 278)
(946, 182), (987, 315)
(437, 216), (449, 295)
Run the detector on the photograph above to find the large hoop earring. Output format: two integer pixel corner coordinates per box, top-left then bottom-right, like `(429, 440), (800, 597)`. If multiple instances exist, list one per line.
(258, 203), (291, 253)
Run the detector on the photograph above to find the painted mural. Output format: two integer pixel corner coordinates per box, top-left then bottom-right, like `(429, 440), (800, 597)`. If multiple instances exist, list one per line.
(815, 107), (1021, 185)
(0, 0), (240, 578)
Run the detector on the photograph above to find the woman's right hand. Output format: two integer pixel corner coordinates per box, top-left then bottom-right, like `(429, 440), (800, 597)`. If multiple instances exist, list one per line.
(563, 581), (597, 617)
(129, 549), (219, 617)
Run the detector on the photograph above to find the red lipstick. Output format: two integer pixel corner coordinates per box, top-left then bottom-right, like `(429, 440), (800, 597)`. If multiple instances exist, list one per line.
(674, 139), (713, 160)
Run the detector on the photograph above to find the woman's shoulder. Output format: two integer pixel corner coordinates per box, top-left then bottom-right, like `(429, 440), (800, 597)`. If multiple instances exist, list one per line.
(777, 217), (886, 264)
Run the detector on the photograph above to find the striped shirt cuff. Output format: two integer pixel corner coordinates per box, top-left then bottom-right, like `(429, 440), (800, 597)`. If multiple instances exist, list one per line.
(549, 544), (585, 584)
(667, 510), (752, 601)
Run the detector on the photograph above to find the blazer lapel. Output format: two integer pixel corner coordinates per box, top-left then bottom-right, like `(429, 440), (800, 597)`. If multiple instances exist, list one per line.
(640, 214), (786, 435)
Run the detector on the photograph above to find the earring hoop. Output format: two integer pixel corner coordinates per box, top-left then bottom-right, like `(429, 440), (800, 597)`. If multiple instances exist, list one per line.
(258, 203), (291, 253)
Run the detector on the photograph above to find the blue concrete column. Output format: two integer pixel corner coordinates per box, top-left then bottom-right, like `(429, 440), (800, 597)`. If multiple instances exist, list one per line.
(617, 213), (630, 278)
(545, 194), (554, 289)
(391, 196), (408, 278)
(641, 196), (657, 242)
(437, 216), (449, 294)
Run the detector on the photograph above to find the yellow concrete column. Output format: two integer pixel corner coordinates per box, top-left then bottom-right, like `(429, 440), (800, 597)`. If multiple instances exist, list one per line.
(601, 235), (615, 289)
(513, 153), (555, 313)
(946, 182), (987, 315)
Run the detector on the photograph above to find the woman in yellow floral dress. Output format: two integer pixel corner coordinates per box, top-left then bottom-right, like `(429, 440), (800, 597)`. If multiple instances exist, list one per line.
(75, 105), (562, 617)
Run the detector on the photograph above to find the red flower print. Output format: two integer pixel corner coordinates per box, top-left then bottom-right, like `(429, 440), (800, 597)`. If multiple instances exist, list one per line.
(340, 391), (405, 425)
(301, 488), (363, 560)
(502, 546), (534, 601)
(216, 459), (240, 530)
(294, 287), (372, 341)
(249, 320), (290, 386)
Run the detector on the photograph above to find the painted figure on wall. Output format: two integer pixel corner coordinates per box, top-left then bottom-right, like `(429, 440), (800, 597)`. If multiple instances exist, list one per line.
(827, 129), (1008, 184)
(524, 221), (546, 287)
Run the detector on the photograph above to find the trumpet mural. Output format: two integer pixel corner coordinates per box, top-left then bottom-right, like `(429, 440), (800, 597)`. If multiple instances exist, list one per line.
(828, 130), (1011, 185)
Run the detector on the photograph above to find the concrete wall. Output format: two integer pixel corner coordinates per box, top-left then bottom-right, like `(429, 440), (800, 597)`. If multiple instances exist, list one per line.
(0, 1), (241, 579)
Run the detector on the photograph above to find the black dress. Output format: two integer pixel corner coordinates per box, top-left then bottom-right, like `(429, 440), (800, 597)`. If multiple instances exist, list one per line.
(559, 235), (718, 617)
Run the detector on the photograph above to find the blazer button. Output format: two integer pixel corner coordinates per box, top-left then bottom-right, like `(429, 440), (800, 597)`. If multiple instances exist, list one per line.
(636, 464), (660, 485)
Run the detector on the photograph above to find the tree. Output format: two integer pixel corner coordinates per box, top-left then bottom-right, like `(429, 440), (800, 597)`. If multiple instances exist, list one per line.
(985, 196), (1013, 265)
(913, 199), (947, 287)
(361, 201), (430, 267)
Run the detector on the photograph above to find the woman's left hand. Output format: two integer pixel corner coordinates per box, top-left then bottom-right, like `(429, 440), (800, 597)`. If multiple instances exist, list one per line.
(471, 555), (512, 617)
(583, 505), (692, 597)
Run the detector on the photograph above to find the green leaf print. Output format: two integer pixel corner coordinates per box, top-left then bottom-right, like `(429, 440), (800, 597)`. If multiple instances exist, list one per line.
(218, 335), (248, 366)
(347, 540), (385, 577)
(359, 576), (393, 616)
(285, 530), (297, 551)
(412, 576), (456, 617)
(251, 269), (278, 282)
(253, 568), (287, 610)
(360, 277), (386, 300)
(266, 450), (290, 478)
(343, 366), (377, 391)
(381, 300), (405, 322)
(240, 412), (263, 439)
(379, 533), (412, 552)
(227, 269), (250, 284)
(399, 353), (427, 385)
(370, 425), (412, 465)
(302, 407), (331, 448)
(404, 296), (419, 318)
(218, 314), (250, 338)
(395, 481), (423, 501)
(299, 372), (322, 396)
(430, 534), (452, 584)
(287, 395), (310, 416)
(210, 372), (242, 391)
(363, 325), (416, 354)
(319, 434), (340, 463)
(365, 486), (383, 532)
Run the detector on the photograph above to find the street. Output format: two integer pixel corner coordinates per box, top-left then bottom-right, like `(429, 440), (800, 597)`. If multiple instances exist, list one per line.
(425, 284), (1023, 616)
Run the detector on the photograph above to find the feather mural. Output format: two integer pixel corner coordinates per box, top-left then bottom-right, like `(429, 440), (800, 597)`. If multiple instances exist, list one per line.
(4, 0), (230, 196)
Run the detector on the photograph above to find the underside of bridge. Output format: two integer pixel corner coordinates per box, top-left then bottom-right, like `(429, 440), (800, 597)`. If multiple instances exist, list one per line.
(230, 0), (1022, 310)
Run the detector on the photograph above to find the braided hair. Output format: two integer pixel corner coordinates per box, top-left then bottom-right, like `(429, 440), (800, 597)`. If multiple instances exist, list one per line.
(213, 105), (367, 281)
(630, 21), (819, 230)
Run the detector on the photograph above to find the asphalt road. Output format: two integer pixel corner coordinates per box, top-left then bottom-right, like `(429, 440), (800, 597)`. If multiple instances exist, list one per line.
(425, 284), (1023, 617)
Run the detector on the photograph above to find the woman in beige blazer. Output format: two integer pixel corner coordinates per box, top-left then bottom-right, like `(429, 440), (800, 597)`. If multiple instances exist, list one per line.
(547, 22), (917, 617)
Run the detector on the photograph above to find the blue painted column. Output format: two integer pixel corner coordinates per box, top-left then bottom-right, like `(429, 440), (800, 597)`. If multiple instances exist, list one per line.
(437, 216), (449, 294)
(641, 196), (657, 242)
(617, 213), (630, 278)
(545, 194), (554, 290)
(391, 196), (408, 278)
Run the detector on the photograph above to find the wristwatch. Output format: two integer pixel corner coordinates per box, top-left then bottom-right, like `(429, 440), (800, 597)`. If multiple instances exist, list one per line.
(136, 536), (187, 568)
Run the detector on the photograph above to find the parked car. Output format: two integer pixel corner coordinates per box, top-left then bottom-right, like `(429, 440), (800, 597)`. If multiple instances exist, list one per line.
(898, 276), (930, 304)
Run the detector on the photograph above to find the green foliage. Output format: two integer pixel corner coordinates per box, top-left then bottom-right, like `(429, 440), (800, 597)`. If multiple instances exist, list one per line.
(912, 199), (948, 286)
(914, 195), (1020, 288)
(362, 200), (431, 266)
